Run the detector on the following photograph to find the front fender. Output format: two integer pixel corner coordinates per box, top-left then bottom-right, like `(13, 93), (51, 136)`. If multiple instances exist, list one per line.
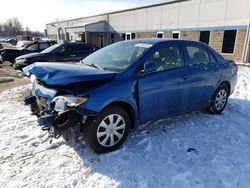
(79, 78), (140, 125)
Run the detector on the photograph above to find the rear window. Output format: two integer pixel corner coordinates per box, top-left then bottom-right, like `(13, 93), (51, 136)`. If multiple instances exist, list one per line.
(39, 43), (50, 50)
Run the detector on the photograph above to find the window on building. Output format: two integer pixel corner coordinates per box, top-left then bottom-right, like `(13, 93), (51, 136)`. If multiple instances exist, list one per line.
(111, 33), (115, 43)
(222, 30), (237, 54)
(199, 31), (210, 45)
(157, 32), (164, 38)
(186, 46), (216, 66)
(100, 33), (104, 48)
(131, 33), (136, 39)
(126, 33), (131, 40)
(172, 31), (180, 39)
(66, 33), (70, 40)
(122, 33), (126, 40)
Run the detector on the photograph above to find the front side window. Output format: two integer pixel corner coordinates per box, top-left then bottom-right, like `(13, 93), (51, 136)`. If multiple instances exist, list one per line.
(186, 46), (215, 66)
(82, 41), (152, 71)
(144, 45), (184, 72)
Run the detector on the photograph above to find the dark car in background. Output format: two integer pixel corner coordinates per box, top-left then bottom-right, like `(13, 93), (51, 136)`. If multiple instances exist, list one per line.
(0, 41), (56, 64)
(14, 42), (99, 69)
(7, 38), (17, 45)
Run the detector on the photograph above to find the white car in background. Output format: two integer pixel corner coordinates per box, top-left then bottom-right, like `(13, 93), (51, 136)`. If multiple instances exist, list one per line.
(16, 40), (31, 50)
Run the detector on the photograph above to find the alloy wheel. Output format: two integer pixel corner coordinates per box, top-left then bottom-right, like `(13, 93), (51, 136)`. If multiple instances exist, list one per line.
(96, 114), (126, 147)
(215, 89), (227, 111)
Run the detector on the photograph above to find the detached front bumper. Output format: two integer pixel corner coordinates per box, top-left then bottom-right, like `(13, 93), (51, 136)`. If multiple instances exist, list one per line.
(24, 94), (97, 137)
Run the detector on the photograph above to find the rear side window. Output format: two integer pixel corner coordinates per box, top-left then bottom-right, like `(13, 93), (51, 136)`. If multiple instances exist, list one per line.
(186, 46), (216, 66)
(27, 44), (39, 51)
(75, 44), (94, 51)
(39, 43), (49, 50)
(59, 45), (74, 53)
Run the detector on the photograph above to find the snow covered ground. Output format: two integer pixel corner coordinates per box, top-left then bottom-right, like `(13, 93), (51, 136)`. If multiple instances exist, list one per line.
(0, 67), (250, 188)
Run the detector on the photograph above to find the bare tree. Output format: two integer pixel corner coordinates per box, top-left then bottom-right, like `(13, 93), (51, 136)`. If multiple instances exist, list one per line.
(1, 17), (23, 36)
(0, 17), (45, 37)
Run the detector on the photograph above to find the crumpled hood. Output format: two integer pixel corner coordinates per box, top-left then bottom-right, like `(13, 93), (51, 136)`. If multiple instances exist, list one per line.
(23, 62), (116, 86)
(16, 52), (42, 60)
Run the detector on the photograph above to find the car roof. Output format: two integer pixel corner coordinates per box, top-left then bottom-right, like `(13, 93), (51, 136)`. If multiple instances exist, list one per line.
(121, 38), (205, 46)
(65, 42), (94, 46)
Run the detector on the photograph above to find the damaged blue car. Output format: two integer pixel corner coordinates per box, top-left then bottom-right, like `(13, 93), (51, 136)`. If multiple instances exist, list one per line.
(23, 39), (237, 153)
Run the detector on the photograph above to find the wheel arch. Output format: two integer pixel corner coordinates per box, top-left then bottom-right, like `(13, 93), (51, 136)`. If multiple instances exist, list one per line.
(219, 81), (231, 93)
(102, 101), (137, 129)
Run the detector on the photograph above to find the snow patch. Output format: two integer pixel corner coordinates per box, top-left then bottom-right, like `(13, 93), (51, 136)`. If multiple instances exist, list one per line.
(0, 68), (250, 187)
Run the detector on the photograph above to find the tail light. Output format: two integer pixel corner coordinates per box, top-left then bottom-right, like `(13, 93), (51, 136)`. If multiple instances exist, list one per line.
(228, 60), (238, 74)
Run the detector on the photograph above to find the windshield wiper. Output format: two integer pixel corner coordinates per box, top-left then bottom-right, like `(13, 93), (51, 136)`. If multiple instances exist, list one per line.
(90, 63), (103, 70)
(79, 61), (120, 72)
(80, 61), (103, 70)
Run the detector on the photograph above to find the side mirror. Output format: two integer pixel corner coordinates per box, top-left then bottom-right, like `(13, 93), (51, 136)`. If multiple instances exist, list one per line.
(144, 61), (157, 74)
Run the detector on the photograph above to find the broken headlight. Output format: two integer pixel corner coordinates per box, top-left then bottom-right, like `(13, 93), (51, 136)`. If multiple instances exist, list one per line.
(52, 95), (88, 112)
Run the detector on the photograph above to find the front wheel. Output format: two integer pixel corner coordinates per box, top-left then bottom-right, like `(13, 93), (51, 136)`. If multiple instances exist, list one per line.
(207, 84), (229, 114)
(83, 106), (130, 153)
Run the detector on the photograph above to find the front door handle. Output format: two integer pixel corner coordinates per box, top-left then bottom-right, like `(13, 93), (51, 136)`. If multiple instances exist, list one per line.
(215, 67), (220, 73)
(70, 54), (76, 57)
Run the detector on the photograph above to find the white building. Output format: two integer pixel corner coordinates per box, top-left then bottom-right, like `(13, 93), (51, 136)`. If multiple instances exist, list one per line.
(46, 0), (250, 63)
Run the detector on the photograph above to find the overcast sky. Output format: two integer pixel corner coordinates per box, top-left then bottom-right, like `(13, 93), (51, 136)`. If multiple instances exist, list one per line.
(0, 0), (167, 32)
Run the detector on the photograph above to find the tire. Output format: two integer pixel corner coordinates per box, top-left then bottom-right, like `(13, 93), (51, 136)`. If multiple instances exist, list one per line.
(207, 84), (229, 114)
(83, 106), (131, 153)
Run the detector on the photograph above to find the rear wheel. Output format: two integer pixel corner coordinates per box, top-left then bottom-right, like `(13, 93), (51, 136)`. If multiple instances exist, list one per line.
(207, 84), (229, 114)
(83, 106), (130, 153)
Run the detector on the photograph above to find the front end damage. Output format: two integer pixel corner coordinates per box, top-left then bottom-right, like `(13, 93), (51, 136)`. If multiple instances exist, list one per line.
(22, 62), (116, 142)
(24, 75), (97, 141)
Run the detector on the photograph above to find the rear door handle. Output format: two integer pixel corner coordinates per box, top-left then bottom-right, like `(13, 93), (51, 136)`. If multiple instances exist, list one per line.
(70, 54), (76, 57)
(180, 75), (189, 80)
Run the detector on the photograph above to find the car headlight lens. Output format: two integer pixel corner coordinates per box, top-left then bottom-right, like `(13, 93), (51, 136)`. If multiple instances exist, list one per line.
(16, 58), (27, 64)
(52, 95), (88, 111)
(30, 74), (37, 83)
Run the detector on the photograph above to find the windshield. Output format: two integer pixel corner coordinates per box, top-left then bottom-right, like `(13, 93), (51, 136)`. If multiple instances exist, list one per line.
(41, 44), (60, 53)
(81, 41), (152, 71)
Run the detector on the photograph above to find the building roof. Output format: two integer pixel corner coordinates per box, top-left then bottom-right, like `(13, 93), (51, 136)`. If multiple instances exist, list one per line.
(46, 0), (189, 25)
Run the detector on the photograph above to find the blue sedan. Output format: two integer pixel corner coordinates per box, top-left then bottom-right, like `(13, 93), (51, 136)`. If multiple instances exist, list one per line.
(23, 39), (238, 153)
